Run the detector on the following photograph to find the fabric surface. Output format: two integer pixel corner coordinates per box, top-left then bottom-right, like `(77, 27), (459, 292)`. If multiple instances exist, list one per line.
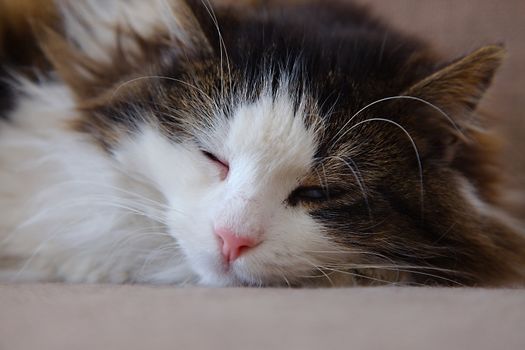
(1, 285), (524, 350)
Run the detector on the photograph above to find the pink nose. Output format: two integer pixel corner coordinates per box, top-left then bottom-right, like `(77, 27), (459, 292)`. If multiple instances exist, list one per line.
(215, 228), (259, 262)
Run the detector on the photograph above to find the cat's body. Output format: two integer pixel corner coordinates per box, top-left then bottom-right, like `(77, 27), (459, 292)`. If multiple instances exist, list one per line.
(0, 0), (524, 286)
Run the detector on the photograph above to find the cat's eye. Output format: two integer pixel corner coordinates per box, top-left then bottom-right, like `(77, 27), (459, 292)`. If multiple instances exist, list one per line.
(202, 150), (229, 180)
(202, 150), (220, 163)
(287, 186), (331, 206)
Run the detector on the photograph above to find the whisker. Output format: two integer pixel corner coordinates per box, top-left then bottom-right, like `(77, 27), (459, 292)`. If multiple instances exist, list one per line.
(106, 229), (174, 261)
(199, 0), (233, 109)
(330, 95), (465, 147)
(328, 155), (372, 219)
(321, 266), (395, 285)
(344, 117), (424, 219)
(138, 242), (182, 277)
(299, 257), (335, 287)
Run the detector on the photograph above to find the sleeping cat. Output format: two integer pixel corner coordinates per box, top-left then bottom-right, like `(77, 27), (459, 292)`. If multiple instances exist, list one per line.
(0, 0), (524, 286)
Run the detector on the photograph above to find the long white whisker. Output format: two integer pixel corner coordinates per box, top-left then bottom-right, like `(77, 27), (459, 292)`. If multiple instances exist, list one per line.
(199, 0), (233, 109)
(329, 155), (372, 219)
(330, 95), (465, 147)
(300, 257), (335, 287)
(344, 117), (424, 218)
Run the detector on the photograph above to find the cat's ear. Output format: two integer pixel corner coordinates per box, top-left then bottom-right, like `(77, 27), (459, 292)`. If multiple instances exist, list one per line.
(403, 45), (505, 115)
(396, 45), (505, 162)
(41, 0), (212, 98)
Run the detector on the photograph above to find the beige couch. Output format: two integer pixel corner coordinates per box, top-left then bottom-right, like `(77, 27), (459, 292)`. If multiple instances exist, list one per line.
(1, 1), (524, 349)
(1, 285), (524, 350)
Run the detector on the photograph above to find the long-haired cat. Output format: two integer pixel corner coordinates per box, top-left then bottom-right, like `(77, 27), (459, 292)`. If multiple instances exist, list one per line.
(0, 0), (524, 286)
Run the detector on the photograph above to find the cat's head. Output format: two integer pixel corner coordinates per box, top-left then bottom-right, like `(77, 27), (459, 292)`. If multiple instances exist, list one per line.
(43, 0), (525, 286)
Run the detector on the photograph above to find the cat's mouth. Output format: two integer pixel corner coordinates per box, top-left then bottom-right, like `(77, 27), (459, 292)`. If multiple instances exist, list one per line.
(200, 253), (309, 287)
(198, 254), (287, 287)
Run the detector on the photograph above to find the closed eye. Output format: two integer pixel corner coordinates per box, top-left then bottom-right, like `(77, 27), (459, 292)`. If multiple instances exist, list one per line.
(201, 150), (229, 180)
(287, 186), (339, 206)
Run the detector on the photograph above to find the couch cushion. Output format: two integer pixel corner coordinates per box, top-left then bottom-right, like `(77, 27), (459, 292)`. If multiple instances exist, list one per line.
(1, 285), (524, 350)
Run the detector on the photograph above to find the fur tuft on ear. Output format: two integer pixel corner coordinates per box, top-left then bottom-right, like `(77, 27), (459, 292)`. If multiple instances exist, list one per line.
(403, 45), (505, 113)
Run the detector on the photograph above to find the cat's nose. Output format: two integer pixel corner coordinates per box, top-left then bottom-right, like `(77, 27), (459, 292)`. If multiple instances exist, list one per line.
(215, 227), (260, 262)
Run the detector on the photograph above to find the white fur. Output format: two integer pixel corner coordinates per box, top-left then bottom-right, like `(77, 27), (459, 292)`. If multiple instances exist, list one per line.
(0, 0), (343, 286)
(0, 81), (192, 283)
(460, 178), (525, 238)
(0, 78), (340, 286)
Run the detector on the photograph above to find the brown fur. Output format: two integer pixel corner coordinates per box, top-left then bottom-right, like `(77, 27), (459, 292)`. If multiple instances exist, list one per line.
(0, 0), (56, 73)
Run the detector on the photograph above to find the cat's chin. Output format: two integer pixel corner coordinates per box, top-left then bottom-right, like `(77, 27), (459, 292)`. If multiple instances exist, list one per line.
(198, 273), (289, 288)
(195, 268), (260, 287)
(193, 263), (257, 287)
(192, 256), (288, 287)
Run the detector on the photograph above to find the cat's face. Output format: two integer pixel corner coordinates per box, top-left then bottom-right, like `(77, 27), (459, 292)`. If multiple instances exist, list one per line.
(115, 81), (397, 286)
(122, 89), (332, 286)
(46, 0), (524, 286)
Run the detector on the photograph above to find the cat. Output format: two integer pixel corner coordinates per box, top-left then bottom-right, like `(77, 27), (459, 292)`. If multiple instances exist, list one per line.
(0, 0), (524, 287)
